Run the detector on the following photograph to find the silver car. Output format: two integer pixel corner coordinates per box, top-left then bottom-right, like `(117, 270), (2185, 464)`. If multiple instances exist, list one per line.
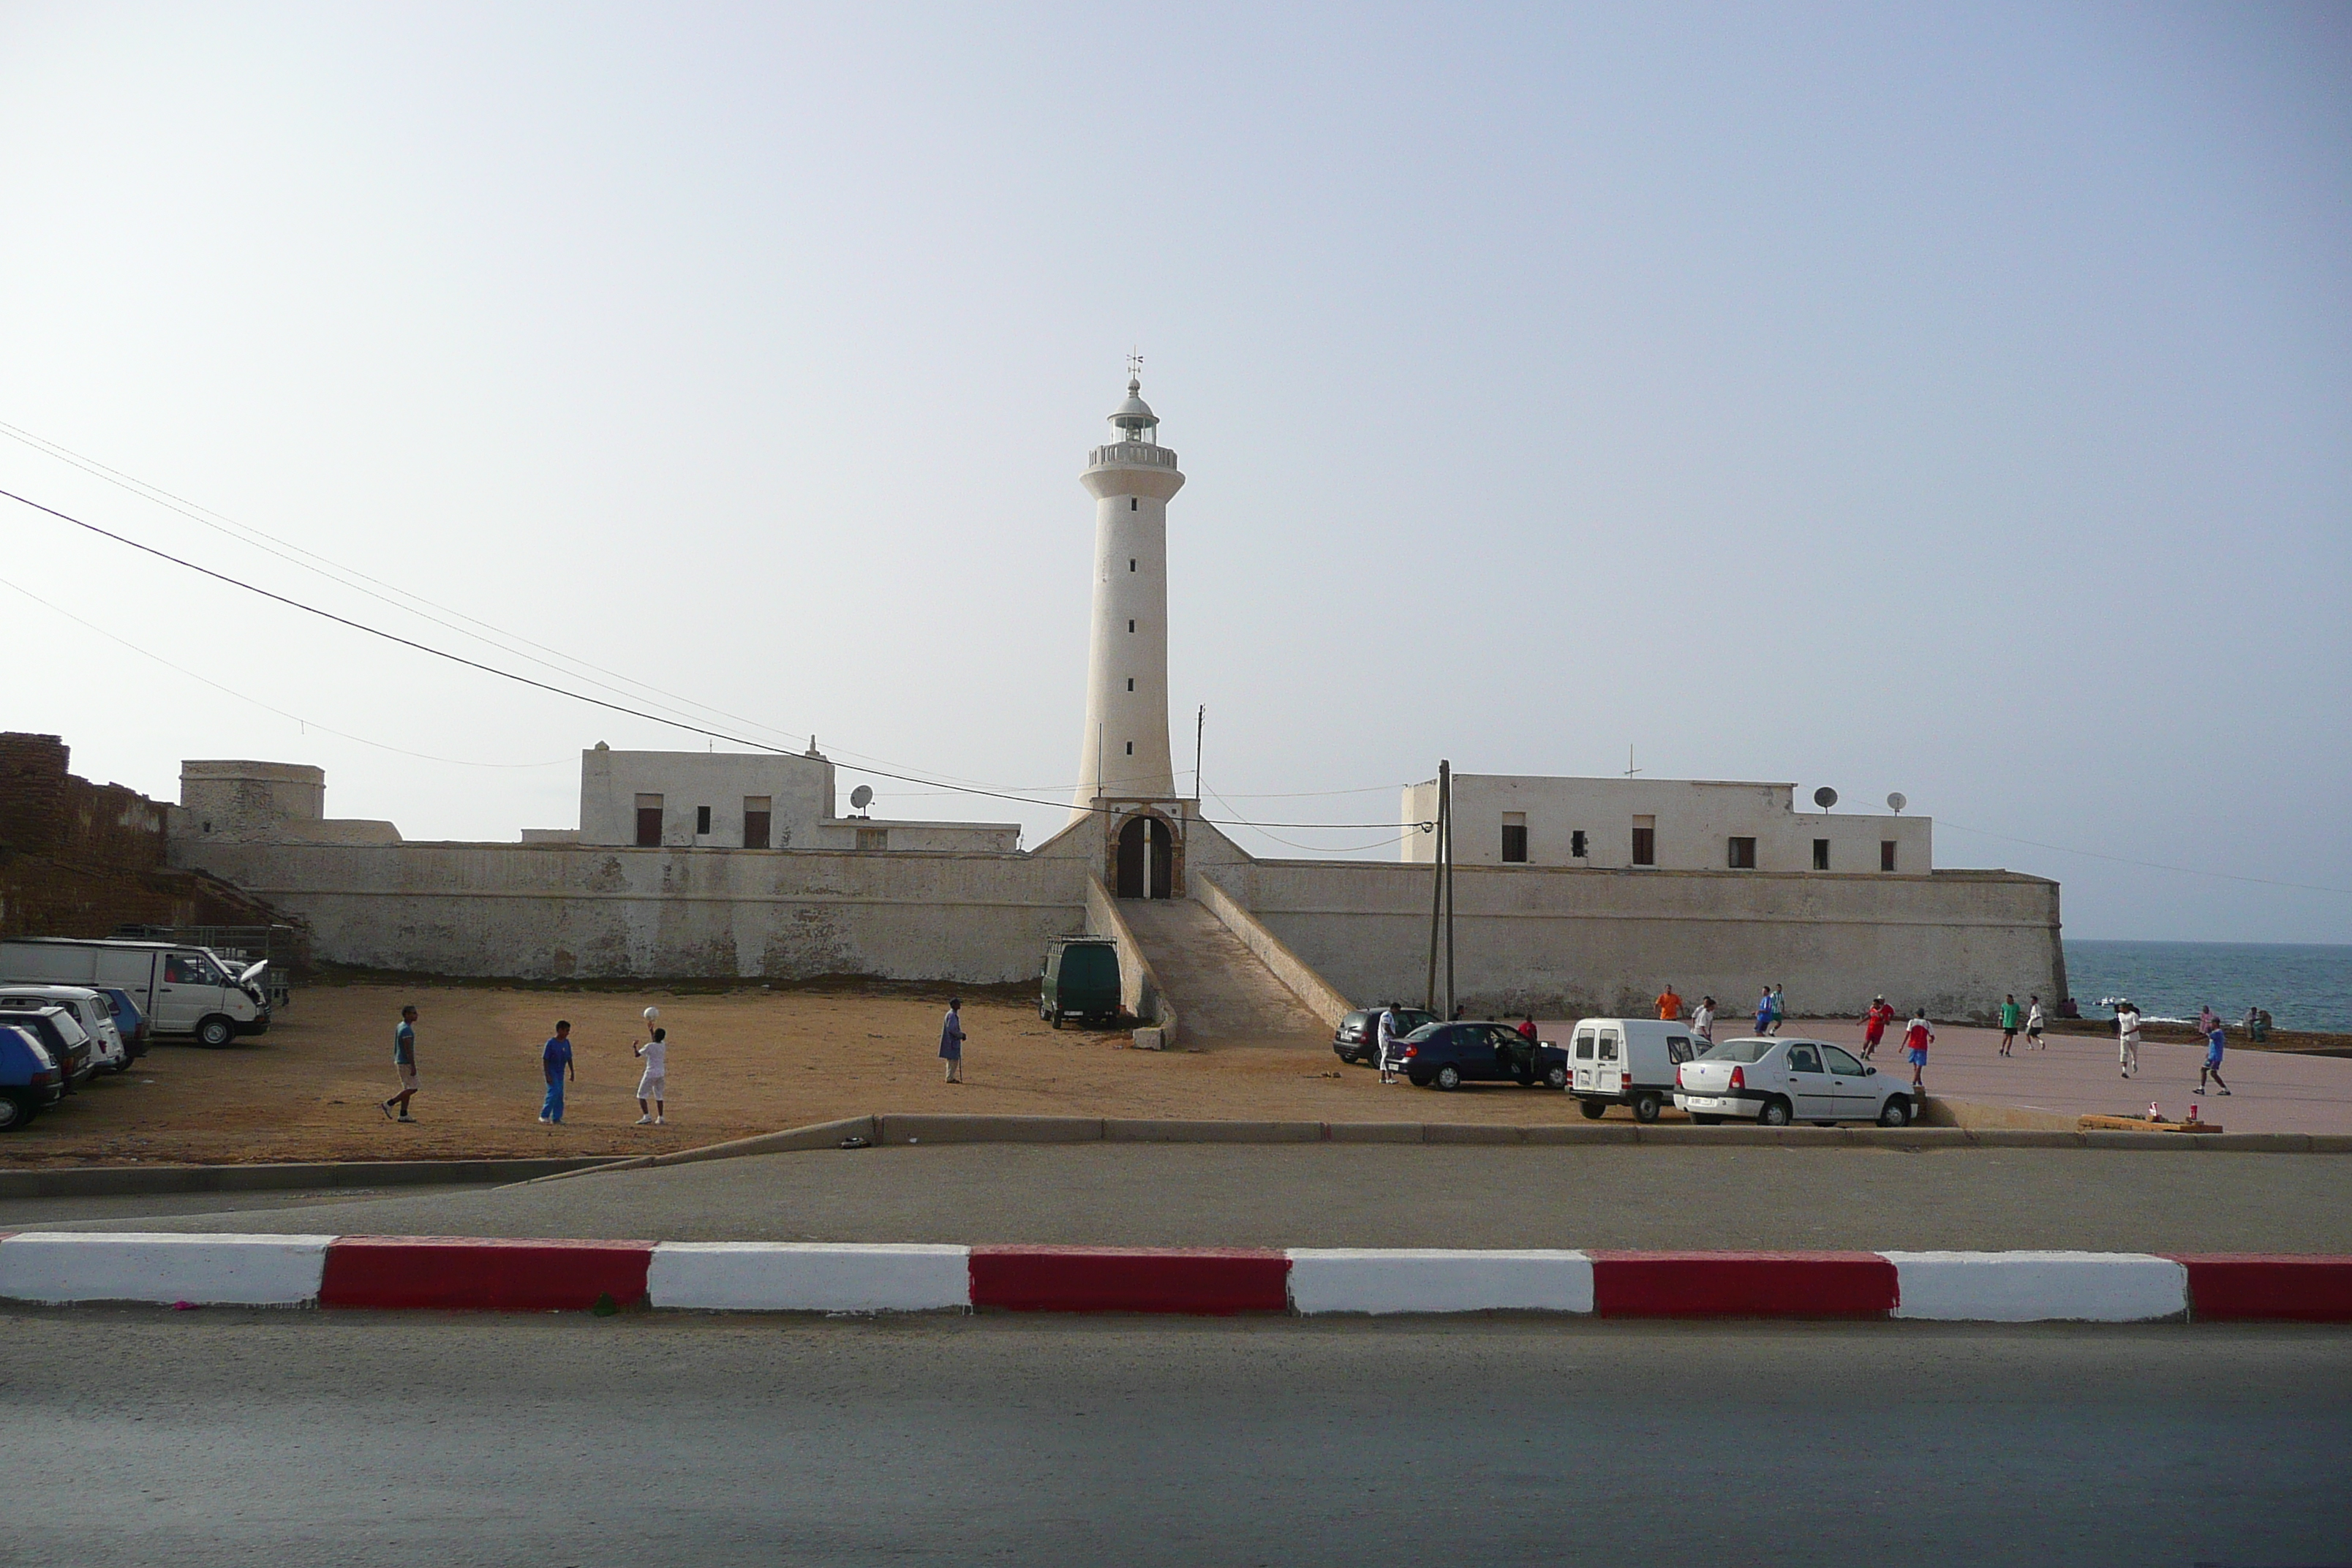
(1673, 1036), (1915, 1127)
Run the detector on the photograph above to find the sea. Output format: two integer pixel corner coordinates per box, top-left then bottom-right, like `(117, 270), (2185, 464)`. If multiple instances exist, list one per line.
(2062, 941), (2352, 1033)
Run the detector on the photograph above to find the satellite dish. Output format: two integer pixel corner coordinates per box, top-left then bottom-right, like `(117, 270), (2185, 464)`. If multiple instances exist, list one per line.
(1887, 792), (1907, 815)
(849, 784), (874, 816)
(1813, 787), (1838, 811)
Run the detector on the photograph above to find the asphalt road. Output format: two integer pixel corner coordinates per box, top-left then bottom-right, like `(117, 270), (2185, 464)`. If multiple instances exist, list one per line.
(2, 1310), (2345, 1567)
(10, 1143), (2351, 1254)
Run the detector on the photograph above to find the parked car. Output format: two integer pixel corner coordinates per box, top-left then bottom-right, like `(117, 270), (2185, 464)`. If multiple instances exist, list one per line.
(1039, 936), (1122, 1028)
(1331, 1007), (1438, 1066)
(0, 1006), (96, 1091)
(0, 986), (129, 1074)
(1673, 1036), (1914, 1127)
(0, 1024), (64, 1130)
(0, 938), (270, 1046)
(1400, 1021), (1569, 1090)
(95, 987), (149, 1058)
(1569, 1017), (1703, 1123)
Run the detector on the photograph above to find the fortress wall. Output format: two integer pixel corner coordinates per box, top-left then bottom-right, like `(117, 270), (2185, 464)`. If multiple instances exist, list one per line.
(169, 839), (1090, 984)
(1224, 859), (2065, 1025)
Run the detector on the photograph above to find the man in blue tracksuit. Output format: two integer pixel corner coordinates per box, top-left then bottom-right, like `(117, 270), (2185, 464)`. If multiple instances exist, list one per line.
(540, 1019), (575, 1124)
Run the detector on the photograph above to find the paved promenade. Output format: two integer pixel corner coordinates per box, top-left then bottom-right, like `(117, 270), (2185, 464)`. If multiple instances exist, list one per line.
(1542, 1015), (2352, 1134)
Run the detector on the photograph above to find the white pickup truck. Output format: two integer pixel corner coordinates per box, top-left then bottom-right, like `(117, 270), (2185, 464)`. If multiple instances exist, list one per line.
(0, 938), (271, 1047)
(1673, 1036), (1915, 1128)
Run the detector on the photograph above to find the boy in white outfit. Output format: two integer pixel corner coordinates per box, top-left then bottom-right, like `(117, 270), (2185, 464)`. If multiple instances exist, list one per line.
(633, 1027), (668, 1124)
(2117, 1003), (2142, 1079)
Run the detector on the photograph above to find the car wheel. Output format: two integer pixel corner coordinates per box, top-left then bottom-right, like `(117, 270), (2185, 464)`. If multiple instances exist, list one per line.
(1049, 1009), (1063, 1030)
(1632, 1092), (1662, 1123)
(1545, 1065), (1568, 1090)
(0, 1090), (31, 1131)
(195, 1015), (235, 1048)
(1877, 1096), (1912, 1128)
(1435, 1064), (1462, 1091)
(1691, 1114), (1723, 1126)
(1578, 1097), (1606, 1120)
(1757, 1097), (1792, 1128)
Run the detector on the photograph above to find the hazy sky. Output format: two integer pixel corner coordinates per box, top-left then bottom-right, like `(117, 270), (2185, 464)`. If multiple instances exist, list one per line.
(3, 3), (2346, 943)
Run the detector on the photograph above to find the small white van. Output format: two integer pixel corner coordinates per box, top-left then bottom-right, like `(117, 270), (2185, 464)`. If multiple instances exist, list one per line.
(1569, 1017), (1702, 1123)
(0, 938), (270, 1047)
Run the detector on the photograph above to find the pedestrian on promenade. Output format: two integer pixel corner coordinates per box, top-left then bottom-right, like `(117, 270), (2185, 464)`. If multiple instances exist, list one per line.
(2197, 1017), (2231, 1098)
(633, 1026), (668, 1122)
(1861, 996), (1895, 1060)
(2026, 995), (2046, 1049)
(2198, 1004), (2219, 1036)
(540, 1019), (574, 1125)
(1998, 994), (2021, 1057)
(1754, 987), (1774, 1036)
(938, 1000), (964, 1085)
(1655, 984), (1682, 1021)
(1376, 1002), (1401, 1085)
(2117, 1000), (2142, 1079)
(1691, 996), (1716, 1045)
(1902, 1009), (1933, 1094)
(380, 1005), (420, 1123)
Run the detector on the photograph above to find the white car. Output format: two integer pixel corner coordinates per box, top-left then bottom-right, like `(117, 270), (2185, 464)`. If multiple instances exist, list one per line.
(1673, 1036), (1915, 1128)
(0, 987), (128, 1074)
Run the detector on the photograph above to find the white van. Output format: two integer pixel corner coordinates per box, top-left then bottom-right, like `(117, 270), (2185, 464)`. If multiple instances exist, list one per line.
(1569, 1017), (1702, 1123)
(0, 938), (271, 1047)
(0, 987), (129, 1073)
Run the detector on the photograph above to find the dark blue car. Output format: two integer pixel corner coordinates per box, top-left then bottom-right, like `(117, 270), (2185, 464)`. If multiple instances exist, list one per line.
(0, 1022), (65, 1131)
(1401, 1021), (1569, 1091)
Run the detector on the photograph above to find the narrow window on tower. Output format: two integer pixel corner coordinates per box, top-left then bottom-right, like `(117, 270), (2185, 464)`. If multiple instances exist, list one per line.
(1128, 619), (1135, 633)
(1126, 678), (1134, 691)
(1129, 559), (1137, 572)
(1126, 742), (1134, 755)
(1130, 498), (1138, 511)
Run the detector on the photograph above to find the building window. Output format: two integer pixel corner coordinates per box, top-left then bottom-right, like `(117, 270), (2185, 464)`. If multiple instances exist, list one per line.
(1126, 742), (1134, 755)
(635, 794), (663, 847)
(1571, 829), (1588, 859)
(1130, 497), (1138, 511)
(1127, 678), (1134, 691)
(1727, 837), (1757, 869)
(856, 827), (888, 851)
(744, 797), (772, 849)
(1129, 558), (1137, 571)
(695, 804), (712, 836)
(1881, 840), (1898, 872)
(1812, 838), (1830, 871)
(1501, 812), (1528, 863)
(1128, 619), (1136, 633)
(1632, 815), (1656, 866)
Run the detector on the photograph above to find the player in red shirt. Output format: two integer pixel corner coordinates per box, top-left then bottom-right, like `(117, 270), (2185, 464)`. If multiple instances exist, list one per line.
(1902, 1009), (1934, 1093)
(1861, 997), (1896, 1059)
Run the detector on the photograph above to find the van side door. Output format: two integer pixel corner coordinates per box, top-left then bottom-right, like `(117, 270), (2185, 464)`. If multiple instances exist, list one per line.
(154, 951), (216, 1033)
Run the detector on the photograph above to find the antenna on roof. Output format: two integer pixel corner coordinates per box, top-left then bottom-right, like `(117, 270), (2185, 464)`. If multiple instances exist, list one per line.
(1887, 792), (1907, 815)
(849, 784), (874, 819)
(1624, 745), (1643, 777)
(1814, 787), (1838, 812)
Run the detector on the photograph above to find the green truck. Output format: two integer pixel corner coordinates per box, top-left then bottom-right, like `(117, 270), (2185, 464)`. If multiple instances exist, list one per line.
(1039, 936), (1123, 1028)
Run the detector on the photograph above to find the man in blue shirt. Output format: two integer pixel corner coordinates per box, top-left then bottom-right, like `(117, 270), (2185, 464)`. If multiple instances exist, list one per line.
(540, 1019), (576, 1124)
(380, 1005), (419, 1123)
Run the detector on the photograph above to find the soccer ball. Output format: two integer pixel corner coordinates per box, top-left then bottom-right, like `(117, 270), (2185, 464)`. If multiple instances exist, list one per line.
(642, 1006), (661, 1027)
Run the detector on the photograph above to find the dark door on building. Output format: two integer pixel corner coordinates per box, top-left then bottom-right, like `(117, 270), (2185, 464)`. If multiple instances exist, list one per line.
(1115, 815), (1173, 900)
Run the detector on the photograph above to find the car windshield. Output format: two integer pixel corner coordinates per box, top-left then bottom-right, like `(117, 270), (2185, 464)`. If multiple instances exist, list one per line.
(1700, 1039), (1776, 1063)
(1401, 1022), (1446, 1043)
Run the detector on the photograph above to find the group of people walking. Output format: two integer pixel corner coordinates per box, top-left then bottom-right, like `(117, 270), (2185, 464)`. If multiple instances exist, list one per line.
(376, 1004), (671, 1128)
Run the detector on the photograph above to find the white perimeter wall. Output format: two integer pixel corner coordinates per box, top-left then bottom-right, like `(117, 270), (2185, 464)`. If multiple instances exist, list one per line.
(1210, 859), (2062, 1022)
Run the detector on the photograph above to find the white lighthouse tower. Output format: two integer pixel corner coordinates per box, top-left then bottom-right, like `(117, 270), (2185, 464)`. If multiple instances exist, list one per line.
(1071, 366), (1185, 822)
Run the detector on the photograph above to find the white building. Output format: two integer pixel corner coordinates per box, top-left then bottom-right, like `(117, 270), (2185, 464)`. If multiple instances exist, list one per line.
(1403, 774), (1931, 875)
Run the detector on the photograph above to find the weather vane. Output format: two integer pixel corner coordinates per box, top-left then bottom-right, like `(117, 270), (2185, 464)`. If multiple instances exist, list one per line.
(1127, 347), (1144, 380)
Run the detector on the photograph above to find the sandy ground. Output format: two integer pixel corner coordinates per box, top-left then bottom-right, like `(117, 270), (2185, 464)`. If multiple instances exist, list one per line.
(0, 981), (1583, 1167)
(10, 984), (2350, 1167)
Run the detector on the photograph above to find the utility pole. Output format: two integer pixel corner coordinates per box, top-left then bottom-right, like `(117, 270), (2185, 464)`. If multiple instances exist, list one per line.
(1425, 760), (1451, 1014)
(1194, 705), (1205, 802)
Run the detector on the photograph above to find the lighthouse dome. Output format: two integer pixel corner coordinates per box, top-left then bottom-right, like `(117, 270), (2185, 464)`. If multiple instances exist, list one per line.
(1109, 376), (1158, 439)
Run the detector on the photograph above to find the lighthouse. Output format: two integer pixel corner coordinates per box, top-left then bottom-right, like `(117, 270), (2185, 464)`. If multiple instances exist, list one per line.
(1071, 367), (1185, 822)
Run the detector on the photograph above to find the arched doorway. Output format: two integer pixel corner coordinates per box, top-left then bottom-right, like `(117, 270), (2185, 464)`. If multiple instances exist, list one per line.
(1115, 813), (1173, 900)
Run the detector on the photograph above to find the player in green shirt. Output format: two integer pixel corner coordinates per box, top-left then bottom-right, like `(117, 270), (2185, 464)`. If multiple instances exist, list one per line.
(1998, 994), (2021, 1057)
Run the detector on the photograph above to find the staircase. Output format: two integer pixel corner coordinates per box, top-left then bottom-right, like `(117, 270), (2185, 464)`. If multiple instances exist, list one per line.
(1117, 897), (1333, 1049)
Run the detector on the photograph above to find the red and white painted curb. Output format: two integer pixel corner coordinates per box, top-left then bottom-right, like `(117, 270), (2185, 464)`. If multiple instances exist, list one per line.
(1, 1235), (2346, 1321)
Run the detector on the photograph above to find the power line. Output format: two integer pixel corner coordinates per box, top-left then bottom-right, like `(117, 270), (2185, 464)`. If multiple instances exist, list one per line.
(3, 485), (1423, 834)
(0, 576), (570, 769)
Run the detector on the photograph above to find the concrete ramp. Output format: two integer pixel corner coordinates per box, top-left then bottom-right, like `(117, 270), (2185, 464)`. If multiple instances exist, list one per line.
(1118, 898), (1334, 1049)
